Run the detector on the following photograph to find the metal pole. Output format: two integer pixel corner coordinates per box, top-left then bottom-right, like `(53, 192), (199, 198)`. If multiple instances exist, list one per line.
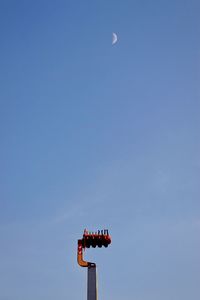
(87, 265), (97, 300)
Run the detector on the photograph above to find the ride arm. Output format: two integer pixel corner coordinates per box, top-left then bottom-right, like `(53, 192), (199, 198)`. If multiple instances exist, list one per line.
(77, 240), (95, 267)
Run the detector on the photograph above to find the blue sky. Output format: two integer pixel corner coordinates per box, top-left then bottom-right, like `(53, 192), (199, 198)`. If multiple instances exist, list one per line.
(0, 0), (200, 299)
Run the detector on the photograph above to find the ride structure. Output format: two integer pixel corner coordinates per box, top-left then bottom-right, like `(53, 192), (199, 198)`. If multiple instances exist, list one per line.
(77, 229), (111, 300)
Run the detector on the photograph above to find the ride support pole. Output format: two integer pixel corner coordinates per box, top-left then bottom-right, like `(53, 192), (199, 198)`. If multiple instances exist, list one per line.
(87, 264), (97, 300)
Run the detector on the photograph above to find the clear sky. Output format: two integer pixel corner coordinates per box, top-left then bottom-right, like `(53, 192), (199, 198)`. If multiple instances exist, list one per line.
(0, 0), (200, 299)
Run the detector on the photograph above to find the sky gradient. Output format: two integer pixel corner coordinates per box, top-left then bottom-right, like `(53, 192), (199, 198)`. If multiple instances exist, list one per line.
(0, 1), (200, 299)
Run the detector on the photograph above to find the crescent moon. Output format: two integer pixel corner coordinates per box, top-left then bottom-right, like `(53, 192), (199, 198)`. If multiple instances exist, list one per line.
(112, 32), (118, 45)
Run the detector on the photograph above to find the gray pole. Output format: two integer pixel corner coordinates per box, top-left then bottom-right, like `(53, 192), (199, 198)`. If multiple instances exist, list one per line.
(87, 265), (97, 300)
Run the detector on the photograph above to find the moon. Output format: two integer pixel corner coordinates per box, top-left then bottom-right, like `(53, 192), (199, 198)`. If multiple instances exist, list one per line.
(112, 32), (118, 45)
